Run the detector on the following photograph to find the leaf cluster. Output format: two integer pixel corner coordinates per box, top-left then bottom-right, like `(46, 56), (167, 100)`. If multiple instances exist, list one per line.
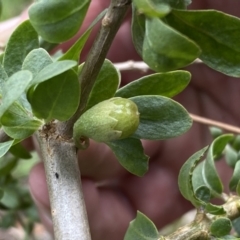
(1, 0), (240, 238)
(0, 143), (39, 237)
(125, 133), (240, 239)
(132, 0), (240, 77)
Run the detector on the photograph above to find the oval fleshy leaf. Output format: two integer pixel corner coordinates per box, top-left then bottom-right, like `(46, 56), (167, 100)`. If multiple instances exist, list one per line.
(84, 59), (121, 110)
(22, 48), (53, 78)
(205, 204), (226, 215)
(163, 0), (192, 9)
(192, 161), (206, 194)
(130, 95), (192, 140)
(229, 161), (240, 192)
(166, 10), (240, 77)
(29, 0), (90, 43)
(0, 156), (18, 176)
(0, 189), (3, 200)
(232, 135), (240, 151)
(106, 138), (149, 177)
(0, 64), (8, 93)
(3, 122), (42, 140)
(143, 18), (200, 72)
(30, 60), (77, 87)
(0, 186), (21, 209)
(195, 185), (211, 203)
(115, 71), (190, 98)
(124, 211), (159, 240)
(9, 143), (31, 160)
(209, 126), (223, 140)
(29, 69), (80, 121)
(133, 0), (170, 18)
(225, 145), (239, 168)
(203, 134), (233, 195)
(60, 9), (107, 63)
(216, 236), (239, 240)
(0, 70), (32, 118)
(232, 217), (240, 239)
(1, 102), (42, 140)
(178, 146), (208, 206)
(237, 181), (240, 196)
(210, 218), (232, 237)
(3, 20), (39, 77)
(0, 140), (14, 158)
(131, 5), (146, 56)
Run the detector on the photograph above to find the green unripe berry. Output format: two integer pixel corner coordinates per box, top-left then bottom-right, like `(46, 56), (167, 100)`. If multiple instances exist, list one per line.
(28, 0), (90, 43)
(73, 97), (140, 147)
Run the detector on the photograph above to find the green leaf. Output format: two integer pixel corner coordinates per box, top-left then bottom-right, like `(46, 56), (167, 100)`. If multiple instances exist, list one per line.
(209, 126), (223, 140)
(3, 20), (39, 76)
(133, 0), (170, 18)
(22, 48), (53, 78)
(3, 122), (41, 140)
(232, 135), (240, 151)
(0, 186), (21, 209)
(225, 145), (239, 168)
(143, 18), (200, 72)
(115, 71), (190, 98)
(178, 146), (208, 206)
(194, 185), (211, 203)
(29, 70), (80, 121)
(59, 8), (107, 63)
(0, 211), (16, 228)
(0, 140), (14, 158)
(203, 134), (233, 195)
(0, 70), (32, 118)
(1, 102), (42, 139)
(85, 59), (120, 110)
(233, 217), (240, 237)
(192, 161), (206, 195)
(0, 189), (3, 200)
(131, 5), (146, 56)
(229, 161), (240, 192)
(166, 10), (240, 77)
(236, 180), (240, 196)
(159, 0), (191, 9)
(124, 211), (159, 240)
(210, 218), (232, 237)
(0, 64), (8, 93)
(30, 60), (77, 86)
(29, 0), (90, 43)
(205, 203), (226, 215)
(216, 236), (240, 240)
(0, 53), (3, 64)
(9, 143), (31, 159)
(130, 95), (192, 140)
(106, 138), (149, 176)
(0, 156), (18, 176)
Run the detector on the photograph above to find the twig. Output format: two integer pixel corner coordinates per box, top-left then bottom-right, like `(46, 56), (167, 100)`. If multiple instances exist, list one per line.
(58, 0), (132, 137)
(190, 113), (240, 135)
(163, 195), (240, 239)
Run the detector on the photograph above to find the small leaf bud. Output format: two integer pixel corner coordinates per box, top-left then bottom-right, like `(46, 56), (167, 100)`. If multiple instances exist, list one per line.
(73, 97), (140, 146)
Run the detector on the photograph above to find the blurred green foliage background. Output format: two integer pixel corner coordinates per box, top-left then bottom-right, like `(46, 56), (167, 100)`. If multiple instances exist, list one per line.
(0, 0), (32, 21)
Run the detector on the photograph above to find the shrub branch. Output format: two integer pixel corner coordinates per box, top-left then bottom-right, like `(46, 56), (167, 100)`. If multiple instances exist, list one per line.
(36, 1), (132, 239)
(58, 0), (132, 137)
